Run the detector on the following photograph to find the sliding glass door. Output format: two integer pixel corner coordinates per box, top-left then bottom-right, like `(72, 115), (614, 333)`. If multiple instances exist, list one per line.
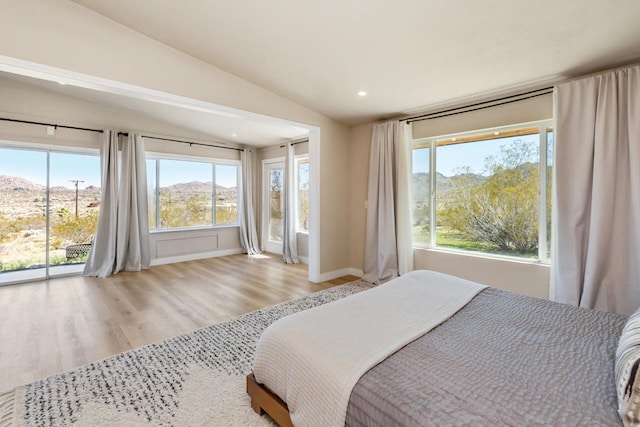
(48, 152), (101, 270)
(0, 145), (100, 284)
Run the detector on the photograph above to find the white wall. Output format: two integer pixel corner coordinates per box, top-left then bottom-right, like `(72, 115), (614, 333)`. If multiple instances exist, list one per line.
(414, 249), (549, 299)
(149, 227), (241, 266)
(348, 124), (371, 276)
(0, 75), (243, 265)
(0, 76), (246, 148)
(0, 0), (351, 280)
(412, 93), (553, 139)
(349, 94), (553, 298)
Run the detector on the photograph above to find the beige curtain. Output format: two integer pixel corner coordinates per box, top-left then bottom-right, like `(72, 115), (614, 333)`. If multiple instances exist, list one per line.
(84, 132), (150, 277)
(363, 121), (414, 284)
(239, 148), (261, 255)
(282, 143), (299, 263)
(396, 123), (414, 276)
(551, 64), (640, 315)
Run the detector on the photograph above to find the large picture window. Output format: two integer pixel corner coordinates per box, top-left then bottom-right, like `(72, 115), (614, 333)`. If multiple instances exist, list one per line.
(146, 156), (239, 230)
(412, 120), (553, 261)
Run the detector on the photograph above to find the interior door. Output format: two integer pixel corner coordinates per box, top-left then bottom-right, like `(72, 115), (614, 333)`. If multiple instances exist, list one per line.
(262, 160), (284, 254)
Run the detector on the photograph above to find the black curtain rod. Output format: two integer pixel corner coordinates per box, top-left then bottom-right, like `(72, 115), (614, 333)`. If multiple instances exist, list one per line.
(404, 87), (554, 124)
(279, 140), (308, 148)
(0, 116), (104, 133)
(118, 132), (243, 152)
(0, 116), (244, 152)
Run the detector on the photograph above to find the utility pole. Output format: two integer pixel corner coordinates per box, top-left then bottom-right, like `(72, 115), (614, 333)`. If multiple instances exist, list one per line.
(69, 180), (85, 217)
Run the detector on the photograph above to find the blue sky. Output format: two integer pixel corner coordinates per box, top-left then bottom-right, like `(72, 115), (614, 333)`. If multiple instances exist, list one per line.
(412, 134), (541, 177)
(0, 149), (238, 189)
(0, 149), (101, 187)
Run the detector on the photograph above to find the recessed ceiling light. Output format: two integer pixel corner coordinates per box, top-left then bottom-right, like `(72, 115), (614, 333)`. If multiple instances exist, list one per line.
(58, 82), (66, 85)
(231, 133), (238, 137)
(357, 91), (367, 97)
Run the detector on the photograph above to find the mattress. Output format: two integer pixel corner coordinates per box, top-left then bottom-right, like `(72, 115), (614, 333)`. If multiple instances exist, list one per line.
(345, 287), (627, 426)
(252, 270), (486, 426)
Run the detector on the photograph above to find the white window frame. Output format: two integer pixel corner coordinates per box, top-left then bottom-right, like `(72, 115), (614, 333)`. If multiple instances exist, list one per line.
(411, 119), (553, 263)
(146, 151), (240, 232)
(294, 154), (310, 234)
(261, 158), (285, 254)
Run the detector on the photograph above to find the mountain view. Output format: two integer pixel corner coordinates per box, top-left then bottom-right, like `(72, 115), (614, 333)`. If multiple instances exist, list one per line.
(0, 175), (238, 274)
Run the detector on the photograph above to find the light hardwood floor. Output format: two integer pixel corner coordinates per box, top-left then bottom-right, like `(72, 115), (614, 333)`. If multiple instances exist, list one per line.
(0, 253), (358, 390)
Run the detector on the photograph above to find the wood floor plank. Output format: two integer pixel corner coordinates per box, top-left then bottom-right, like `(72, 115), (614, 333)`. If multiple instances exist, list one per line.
(0, 253), (359, 390)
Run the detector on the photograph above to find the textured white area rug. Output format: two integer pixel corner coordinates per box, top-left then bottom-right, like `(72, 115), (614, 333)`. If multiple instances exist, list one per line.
(70, 371), (274, 427)
(0, 280), (372, 426)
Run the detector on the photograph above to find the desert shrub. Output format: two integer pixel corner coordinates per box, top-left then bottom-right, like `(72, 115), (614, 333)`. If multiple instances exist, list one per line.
(438, 140), (542, 255)
(51, 210), (98, 247)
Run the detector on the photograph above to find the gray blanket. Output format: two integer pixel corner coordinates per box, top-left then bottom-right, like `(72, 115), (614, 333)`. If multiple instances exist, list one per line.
(345, 288), (627, 426)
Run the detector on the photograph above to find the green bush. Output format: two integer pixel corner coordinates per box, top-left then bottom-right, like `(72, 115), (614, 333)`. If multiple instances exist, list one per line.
(51, 210), (98, 247)
(438, 140), (542, 255)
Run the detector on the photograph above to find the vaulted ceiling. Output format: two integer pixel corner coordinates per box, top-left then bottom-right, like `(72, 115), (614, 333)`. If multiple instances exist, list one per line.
(70, 0), (640, 126)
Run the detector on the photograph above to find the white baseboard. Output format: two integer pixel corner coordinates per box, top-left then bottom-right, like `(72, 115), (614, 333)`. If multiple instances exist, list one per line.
(150, 251), (363, 284)
(150, 248), (243, 266)
(347, 268), (364, 277)
(316, 267), (363, 282)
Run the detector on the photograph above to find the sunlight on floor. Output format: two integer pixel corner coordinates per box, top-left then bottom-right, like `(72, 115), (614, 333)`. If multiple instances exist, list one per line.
(248, 253), (274, 259)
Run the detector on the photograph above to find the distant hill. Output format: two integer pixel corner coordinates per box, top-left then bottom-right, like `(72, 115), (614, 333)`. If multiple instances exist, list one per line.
(162, 181), (210, 193)
(0, 175), (44, 191)
(0, 175), (237, 219)
(0, 175), (100, 218)
(412, 172), (430, 205)
(0, 176), (235, 195)
(412, 172), (451, 204)
(0, 176), (102, 194)
(412, 171), (488, 205)
(160, 181), (237, 202)
(161, 181), (236, 191)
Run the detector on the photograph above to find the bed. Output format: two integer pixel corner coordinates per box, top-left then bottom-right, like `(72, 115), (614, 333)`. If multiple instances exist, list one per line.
(247, 270), (639, 426)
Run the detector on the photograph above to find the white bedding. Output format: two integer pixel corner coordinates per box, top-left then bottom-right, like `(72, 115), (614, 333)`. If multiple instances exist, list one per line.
(252, 270), (487, 427)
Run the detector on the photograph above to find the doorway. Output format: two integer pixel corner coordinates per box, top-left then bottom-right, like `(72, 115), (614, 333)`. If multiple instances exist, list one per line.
(262, 159), (284, 254)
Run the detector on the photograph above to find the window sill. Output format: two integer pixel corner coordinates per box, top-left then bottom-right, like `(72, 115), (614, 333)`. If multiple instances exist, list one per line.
(150, 224), (239, 234)
(413, 245), (550, 267)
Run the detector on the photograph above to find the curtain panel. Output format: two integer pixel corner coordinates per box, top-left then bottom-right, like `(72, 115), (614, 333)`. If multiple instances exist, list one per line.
(363, 121), (414, 284)
(239, 148), (262, 255)
(551, 64), (640, 315)
(83, 132), (150, 278)
(282, 143), (299, 263)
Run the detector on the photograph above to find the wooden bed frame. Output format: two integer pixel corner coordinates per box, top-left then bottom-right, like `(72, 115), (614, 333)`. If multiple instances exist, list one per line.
(246, 373), (293, 427)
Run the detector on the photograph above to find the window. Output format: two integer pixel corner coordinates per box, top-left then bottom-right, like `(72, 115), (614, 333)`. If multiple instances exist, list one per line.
(146, 156), (239, 230)
(412, 146), (430, 245)
(296, 156), (309, 232)
(412, 120), (553, 261)
(0, 145), (100, 281)
(215, 164), (239, 225)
